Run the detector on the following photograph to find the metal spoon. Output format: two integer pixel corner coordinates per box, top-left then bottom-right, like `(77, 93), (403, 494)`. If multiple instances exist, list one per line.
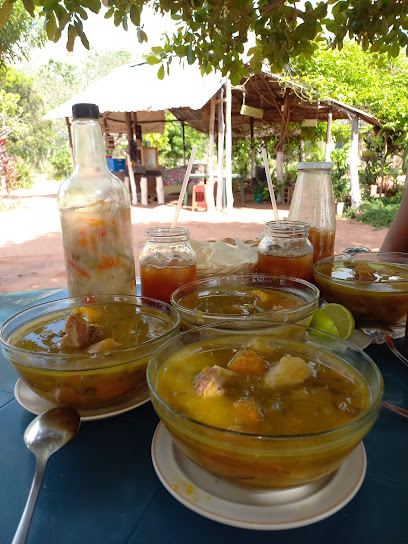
(359, 323), (408, 370)
(12, 407), (81, 544)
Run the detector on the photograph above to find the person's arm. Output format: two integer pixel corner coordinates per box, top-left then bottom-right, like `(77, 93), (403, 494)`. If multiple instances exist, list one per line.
(380, 188), (408, 252)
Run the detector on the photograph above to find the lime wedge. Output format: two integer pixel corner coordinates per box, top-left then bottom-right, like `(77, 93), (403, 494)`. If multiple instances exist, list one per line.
(310, 309), (340, 337)
(320, 303), (355, 340)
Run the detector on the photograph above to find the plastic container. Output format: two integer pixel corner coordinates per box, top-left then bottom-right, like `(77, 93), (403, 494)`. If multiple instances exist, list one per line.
(257, 220), (314, 281)
(139, 226), (197, 304)
(57, 103), (136, 297)
(288, 162), (336, 263)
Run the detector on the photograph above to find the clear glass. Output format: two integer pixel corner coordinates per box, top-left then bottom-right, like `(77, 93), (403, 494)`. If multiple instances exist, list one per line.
(170, 273), (319, 329)
(0, 295), (180, 411)
(288, 162), (336, 263)
(57, 117), (136, 297)
(139, 227), (197, 304)
(313, 252), (408, 325)
(147, 321), (383, 489)
(257, 220), (314, 281)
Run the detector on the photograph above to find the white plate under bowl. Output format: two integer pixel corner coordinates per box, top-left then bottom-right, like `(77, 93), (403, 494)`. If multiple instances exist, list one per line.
(14, 379), (150, 421)
(151, 422), (367, 531)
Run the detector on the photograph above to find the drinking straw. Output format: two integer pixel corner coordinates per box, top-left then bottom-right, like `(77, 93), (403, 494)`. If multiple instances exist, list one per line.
(261, 146), (279, 221)
(171, 144), (198, 229)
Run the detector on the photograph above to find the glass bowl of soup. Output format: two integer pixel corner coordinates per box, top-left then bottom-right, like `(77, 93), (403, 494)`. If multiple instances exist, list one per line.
(147, 321), (383, 489)
(313, 252), (408, 325)
(170, 274), (320, 329)
(0, 295), (180, 411)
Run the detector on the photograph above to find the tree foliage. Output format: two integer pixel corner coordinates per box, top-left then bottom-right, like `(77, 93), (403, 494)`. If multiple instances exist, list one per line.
(0, 1), (45, 66)
(292, 41), (408, 171)
(1, 0), (407, 83)
(292, 41), (408, 132)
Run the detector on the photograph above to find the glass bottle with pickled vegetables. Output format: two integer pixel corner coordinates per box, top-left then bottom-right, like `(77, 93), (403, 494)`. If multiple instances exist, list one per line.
(57, 103), (136, 297)
(288, 162), (336, 263)
(139, 227), (197, 304)
(257, 220), (314, 281)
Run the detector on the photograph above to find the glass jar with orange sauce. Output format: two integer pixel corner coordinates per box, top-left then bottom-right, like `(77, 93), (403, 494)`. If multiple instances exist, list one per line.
(257, 220), (314, 281)
(288, 162), (336, 263)
(139, 227), (197, 303)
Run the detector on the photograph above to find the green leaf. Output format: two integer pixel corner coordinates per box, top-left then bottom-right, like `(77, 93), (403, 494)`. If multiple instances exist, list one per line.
(146, 55), (160, 65)
(81, 0), (100, 14)
(129, 4), (140, 26)
(151, 46), (163, 53)
(53, 27), (62, 42)
(104, 7), (113, 19)
(157, 64), (165, 80)
(67, 24), (77, 52)
(21, 0), (34, 17)
(74, 20), (90, 49)
(0, 0), (13, 26)
(46, 12), (57, 39)
(137, 28), (147, 43)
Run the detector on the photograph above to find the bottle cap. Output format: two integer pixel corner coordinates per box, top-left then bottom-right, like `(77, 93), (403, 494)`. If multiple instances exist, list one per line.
(296, 161), (333, 170)
(72, 103), (100, 119)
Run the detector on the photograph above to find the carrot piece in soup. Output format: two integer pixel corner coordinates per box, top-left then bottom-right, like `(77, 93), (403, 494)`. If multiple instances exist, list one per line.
(228, 349), (269, 375)
(232, 397), (262, 425)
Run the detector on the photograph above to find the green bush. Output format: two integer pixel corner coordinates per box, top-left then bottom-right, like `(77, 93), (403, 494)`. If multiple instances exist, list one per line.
(343, 190), (403, 228)
(50, 146), (71, 180)
(14, 158), (32, 189)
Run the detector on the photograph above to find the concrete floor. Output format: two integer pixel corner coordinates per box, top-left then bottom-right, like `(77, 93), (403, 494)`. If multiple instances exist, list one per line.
(0, 179), (388, 293)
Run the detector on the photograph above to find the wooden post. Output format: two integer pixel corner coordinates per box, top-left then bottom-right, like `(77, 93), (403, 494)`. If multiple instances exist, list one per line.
(250, 117), (255, 180)
(325, 111), (334, 162)
(66, 117), (74, 165)
(182, 121), (186, 166)
(207, 96), (216, 210)
(216, 88), (225, 211)
(275, 93), (290, 203)
(379, 130), (388, 198)
(225, 78), (233, 213)
(125, 112), (138, 206)
(349, 115), (361, 209)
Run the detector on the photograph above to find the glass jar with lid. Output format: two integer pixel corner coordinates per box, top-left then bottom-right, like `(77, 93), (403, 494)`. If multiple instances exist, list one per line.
(288, 162), (336, 263)
(139, 227), (197, 303)
(57, 103), (136, 297)
(257, 220), (314, 281)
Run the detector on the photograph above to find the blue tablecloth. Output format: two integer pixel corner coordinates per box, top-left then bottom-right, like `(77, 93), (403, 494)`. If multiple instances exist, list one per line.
(0, 289), (407, 544)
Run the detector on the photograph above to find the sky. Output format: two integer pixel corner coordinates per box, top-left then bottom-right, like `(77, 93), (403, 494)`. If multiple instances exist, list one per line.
(31, 7), (175, 65)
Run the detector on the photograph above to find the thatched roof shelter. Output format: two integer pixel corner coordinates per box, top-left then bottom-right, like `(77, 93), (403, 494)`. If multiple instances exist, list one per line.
(45, 61), (380, 211)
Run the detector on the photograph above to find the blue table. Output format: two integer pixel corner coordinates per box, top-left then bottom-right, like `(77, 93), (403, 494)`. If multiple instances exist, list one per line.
(1, 288), (408, 544)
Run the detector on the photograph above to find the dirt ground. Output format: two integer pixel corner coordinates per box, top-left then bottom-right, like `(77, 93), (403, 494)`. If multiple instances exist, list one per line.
(0, 178), (389, 294)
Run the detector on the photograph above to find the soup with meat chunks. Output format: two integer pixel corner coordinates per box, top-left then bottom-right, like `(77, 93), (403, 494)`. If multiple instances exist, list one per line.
(10, 303), (175, 409)
(157, 336), (369, 435)
(313, 259), (408, 324)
